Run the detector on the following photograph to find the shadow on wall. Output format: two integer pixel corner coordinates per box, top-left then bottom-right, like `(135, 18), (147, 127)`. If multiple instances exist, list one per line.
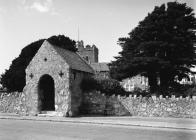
(1, 91), (196, 118)
(81, 91), (196, 118)
(80, 91), (131, 116)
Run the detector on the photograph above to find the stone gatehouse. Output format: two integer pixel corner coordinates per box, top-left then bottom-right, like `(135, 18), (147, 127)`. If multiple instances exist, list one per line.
(23, 40), (94, 116)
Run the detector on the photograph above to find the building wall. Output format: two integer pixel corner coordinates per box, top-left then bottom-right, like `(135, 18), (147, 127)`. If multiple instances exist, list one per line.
(76, 41), (111, 80)
(176, 73), (196, 85)
(121, 75), (149, 91)
(94, 71), (110, 79)
(23, 41), (71, 116)
(69, 69), (92, 116)
(77, 41), (99, 63)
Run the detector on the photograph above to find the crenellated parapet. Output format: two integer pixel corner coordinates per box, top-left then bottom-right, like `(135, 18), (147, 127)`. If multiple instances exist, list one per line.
(77, 40), (99, 63)
(81, 91), (196, 118)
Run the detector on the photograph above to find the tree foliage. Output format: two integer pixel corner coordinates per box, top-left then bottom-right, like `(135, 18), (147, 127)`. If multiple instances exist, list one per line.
(47, 35), (77, 52)
(80, 77), (126, 96)
(0, 35), (76, 92)
(109, 2), (196, 93)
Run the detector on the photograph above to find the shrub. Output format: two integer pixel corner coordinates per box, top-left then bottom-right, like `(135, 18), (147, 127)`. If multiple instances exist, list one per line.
(129, 87), (151, 97)
(97, 79), (126, 96)
(80, 77), (98, 92)
(151, 83), (196, 97)
(80, 77), (126, 96)
(81, 77), (196, 97)
(184, 86), (196, 97)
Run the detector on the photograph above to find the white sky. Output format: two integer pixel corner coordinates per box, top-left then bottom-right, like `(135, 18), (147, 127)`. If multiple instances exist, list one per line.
(0, 0), (195, 74)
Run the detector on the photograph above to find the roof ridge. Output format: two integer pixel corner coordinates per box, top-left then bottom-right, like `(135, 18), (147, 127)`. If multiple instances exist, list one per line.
(47, 41), (94, 73)
(76, 52), (94, 73)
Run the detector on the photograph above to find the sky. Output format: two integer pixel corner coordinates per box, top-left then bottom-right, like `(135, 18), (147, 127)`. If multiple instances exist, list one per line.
(0, 0), (195, 74)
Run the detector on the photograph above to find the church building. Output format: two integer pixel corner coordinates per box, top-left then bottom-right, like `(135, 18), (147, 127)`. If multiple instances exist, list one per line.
(77, 40), (110, 79)
(23, 40), (94, 116)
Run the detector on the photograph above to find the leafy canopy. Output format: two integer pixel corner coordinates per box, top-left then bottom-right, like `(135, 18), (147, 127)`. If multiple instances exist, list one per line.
(80, 77), (126, 96)
(0, 35), (76, 92)
(109, 1), (196, 92)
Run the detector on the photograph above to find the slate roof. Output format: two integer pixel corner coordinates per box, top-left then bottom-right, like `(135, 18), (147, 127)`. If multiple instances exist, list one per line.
(48, 41), (94, 74)
(90, 62), (109, 72)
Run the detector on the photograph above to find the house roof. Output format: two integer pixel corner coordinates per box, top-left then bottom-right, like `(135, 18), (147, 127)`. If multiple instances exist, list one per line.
(90, 62), (109, 72)
(48, 41), (94, 74)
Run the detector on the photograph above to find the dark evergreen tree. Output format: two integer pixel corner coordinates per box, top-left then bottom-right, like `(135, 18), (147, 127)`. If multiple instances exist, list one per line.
(47, 35), (77, 52)
(0, 39), (45, 92)
(110, 2), (196, 93)
(0, 35), (76, 92)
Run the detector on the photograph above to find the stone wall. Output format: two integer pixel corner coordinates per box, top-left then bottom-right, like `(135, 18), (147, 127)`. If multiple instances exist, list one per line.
(24, 41), (71, 116)
(0, 92), (26, 115)
(82, 91), (196, 118)
(1, 91), (196, 118)
(81, 91), (130, 116)
(69, 69), (92, 116)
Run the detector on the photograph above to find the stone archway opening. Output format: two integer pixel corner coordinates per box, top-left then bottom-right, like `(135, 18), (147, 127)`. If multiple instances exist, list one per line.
(38, 74), (55, 111)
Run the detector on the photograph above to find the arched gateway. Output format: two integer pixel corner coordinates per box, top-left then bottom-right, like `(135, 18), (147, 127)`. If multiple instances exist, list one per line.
(38, 74), (55, 111)
(23, 40), (94, 117)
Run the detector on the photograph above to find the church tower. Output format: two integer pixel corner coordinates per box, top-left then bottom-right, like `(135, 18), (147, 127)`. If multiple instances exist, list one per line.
(77, 40), (99, 63)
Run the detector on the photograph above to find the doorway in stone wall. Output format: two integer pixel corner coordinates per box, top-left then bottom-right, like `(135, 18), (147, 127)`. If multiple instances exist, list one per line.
(38, 74), (55, 111)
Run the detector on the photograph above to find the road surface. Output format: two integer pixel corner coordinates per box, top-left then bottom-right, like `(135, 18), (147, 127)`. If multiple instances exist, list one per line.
(0, 119), (196, 140)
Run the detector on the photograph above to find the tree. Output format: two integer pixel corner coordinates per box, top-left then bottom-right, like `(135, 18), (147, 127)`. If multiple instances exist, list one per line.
(109, 1), (196, 93)
(47, 35), (77, 52)
(0, 35), (76, 92)
(80, 77), (126, 96)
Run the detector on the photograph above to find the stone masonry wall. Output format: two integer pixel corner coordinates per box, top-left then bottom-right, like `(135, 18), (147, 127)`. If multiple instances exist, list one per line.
(0, 92), (26, 115)
(82, 91), (196, 118)
(69, 69), (92, 116)
(1, 91), (196, 118)
(77, 42), (99, 63)
(24, 41), (71, 116)
(81, 91), (130, 116)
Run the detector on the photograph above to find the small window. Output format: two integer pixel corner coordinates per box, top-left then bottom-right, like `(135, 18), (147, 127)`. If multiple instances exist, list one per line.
(73, 72), (76, 80)
(85, 56), (89, 62)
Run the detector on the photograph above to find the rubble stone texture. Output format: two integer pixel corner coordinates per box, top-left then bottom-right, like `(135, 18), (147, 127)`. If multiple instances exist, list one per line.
(0, 92), (26, 114)
(82, 91), (196, 118)
(22, 40), (94, 116)
(77, 40), (99, 63)
(1, 91), (196, 118)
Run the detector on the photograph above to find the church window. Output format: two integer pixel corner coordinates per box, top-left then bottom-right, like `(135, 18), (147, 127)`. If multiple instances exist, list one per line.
(85, 56), (89, 62)
(73, 72), (76, 80)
